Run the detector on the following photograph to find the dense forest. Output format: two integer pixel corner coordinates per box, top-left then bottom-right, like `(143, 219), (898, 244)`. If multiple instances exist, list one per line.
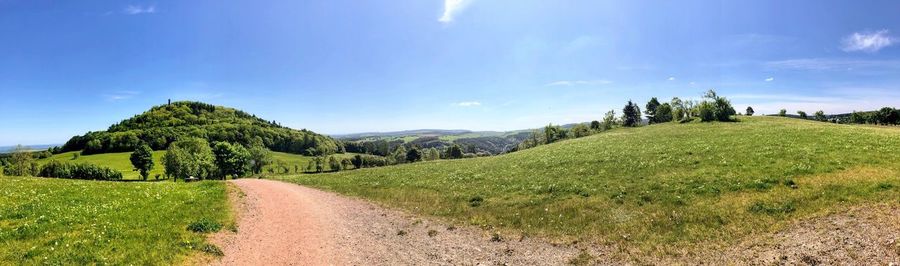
(59, 101), (341, 156)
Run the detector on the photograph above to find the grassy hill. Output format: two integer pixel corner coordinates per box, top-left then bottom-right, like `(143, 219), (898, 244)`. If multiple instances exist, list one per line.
(0, 177), (231, 264)
(278, 116), (900, 254)
(59, 101), (340, 156)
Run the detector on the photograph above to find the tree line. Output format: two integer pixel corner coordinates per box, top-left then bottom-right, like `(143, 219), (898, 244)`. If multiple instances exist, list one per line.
(517, 90), (738, 150)
(774, 107), (900, 125)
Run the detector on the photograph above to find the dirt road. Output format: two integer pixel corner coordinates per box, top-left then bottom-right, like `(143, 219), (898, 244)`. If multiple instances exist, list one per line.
(210, 179), (584, 265)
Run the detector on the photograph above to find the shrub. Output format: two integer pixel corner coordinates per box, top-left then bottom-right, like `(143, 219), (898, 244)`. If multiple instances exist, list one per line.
(187, 217), (222, 233)
(38, 161), (123, 180)
(698, 101), (716, 122)
(468, 196), (484, 207)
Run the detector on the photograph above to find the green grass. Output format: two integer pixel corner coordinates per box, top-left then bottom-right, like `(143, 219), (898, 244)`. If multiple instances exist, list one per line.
(38, 151), (167, 180)
(277, 116), (900, 254)
(0, 177), (231, 264)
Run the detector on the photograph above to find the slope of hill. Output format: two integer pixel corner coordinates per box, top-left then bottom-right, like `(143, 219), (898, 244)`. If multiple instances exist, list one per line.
(279, 116), (900, 257)
(59, 101), (340, 156)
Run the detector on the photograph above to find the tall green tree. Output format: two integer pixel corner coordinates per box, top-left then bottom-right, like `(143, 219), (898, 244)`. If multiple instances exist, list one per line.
(622, 100), (641, 127)
(5, 145), (35, 176)
(645, 97), (661, 123)
(745, 106), (754, 116)
(814, 110), (827, 121)
(778, 109), (787, 116)
(671, 97), (686, 121)
(129, 143), (155, 180)
(248, 144), (273, 175)
(406, 147), (422, 163)
(212, 142), (251, 179)
(655, 103), (673, 123)
(446, 144), (464, 159)
(797, 111), (808, 119)
(163, 138), (215, 181)
(602, 110), (617, 130)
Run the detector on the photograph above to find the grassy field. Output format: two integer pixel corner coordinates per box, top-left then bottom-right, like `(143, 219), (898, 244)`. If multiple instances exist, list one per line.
(38, 151), (167, 180)
(0, 177), (231, 264)
(278, 116), (900, 254)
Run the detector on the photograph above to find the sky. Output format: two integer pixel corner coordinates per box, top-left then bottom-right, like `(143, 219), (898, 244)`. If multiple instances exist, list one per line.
(1, 0), (900, 146)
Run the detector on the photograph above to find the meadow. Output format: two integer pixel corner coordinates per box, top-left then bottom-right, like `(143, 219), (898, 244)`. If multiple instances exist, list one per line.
(38, 151), (167, 180)
(0, 177), (231, 264)
(278, 116), (900, 254)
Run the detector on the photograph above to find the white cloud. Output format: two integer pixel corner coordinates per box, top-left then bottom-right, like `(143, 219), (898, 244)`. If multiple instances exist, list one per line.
(439, 0), (472, 24)
(667, 77), (676, 81)
(765, 77), (774, 82)
(103, 90), (140, 101)
(124, 5), (156, 15)
(841, 30), (895, 53)
(545, 80), (612, 86)
(456, 101), (481, 107)
(765, 58), (900, 71)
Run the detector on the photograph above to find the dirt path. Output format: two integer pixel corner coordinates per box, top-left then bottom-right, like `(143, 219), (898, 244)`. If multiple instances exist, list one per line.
(210, 179), (899, 265)
(210, 179), (588, 265)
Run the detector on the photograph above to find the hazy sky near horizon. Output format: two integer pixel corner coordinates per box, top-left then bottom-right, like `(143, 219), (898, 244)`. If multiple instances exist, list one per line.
(2, 0), (900, 145)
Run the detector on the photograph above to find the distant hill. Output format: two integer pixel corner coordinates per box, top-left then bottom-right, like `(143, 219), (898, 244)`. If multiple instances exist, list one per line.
(337, 128), (534, 155)
(0, 144), (60, 154)
(60, 101), (340, 155)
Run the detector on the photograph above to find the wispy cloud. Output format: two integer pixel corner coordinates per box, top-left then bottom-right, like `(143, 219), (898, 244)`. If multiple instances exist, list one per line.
(667, 77), (676, 81)
(456, 101), (481, 107)
(545, 80), (612, 86)
(765, 58), (900, 71)
(103, 90), (140, 101)
(841, 30), (895, 53)
(438, 0), (472, 24)
(765, 77), (774, 82)
(124, 5), (156, 15)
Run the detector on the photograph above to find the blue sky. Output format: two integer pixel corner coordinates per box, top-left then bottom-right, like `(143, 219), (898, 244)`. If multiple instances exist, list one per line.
(1, 0), (900, 146)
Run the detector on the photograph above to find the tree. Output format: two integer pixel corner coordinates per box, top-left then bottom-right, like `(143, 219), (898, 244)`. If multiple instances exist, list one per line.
(390, 146), (407, 164)
(622, 100), (641, 127)
(351, 154), (364, 169)
(671, 97), (686, 121)
(602, 110), (617, 130)
(571, 123), (591, 138)
(655, 103), (673, 123)
(698, 101), (716, 122)
(746, 106), (755, 116)
(701, 90), (735, 122)
(814, 110), (827, 122)
(5, 145), (35, 176)
(875, 107), (899, 125)
(446, 145), (464, 159)
(163, 138), (215, 181)
(778, 109), (787, 117)
(327, 156), (342, 171)
(589, 120), (601, 130)
(248, 144), (273, 175)
(129, 143), (154, 180)
(212, 142), (251, 179)
(406, 147), (422, 163)
(645, 97), (661, 123)
(796, 111), (807, 119)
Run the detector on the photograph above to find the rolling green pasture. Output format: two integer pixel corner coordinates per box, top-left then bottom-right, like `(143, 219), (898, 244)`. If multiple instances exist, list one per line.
(38, 151), (166, 180)
(279, 116), (900, 253)
(0, 177), (231, 264)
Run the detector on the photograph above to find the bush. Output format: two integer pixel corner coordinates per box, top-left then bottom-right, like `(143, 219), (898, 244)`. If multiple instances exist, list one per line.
(38, 161), (123, 180)
(186, 217), (222, 233)
(698, 101), (716, 122)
